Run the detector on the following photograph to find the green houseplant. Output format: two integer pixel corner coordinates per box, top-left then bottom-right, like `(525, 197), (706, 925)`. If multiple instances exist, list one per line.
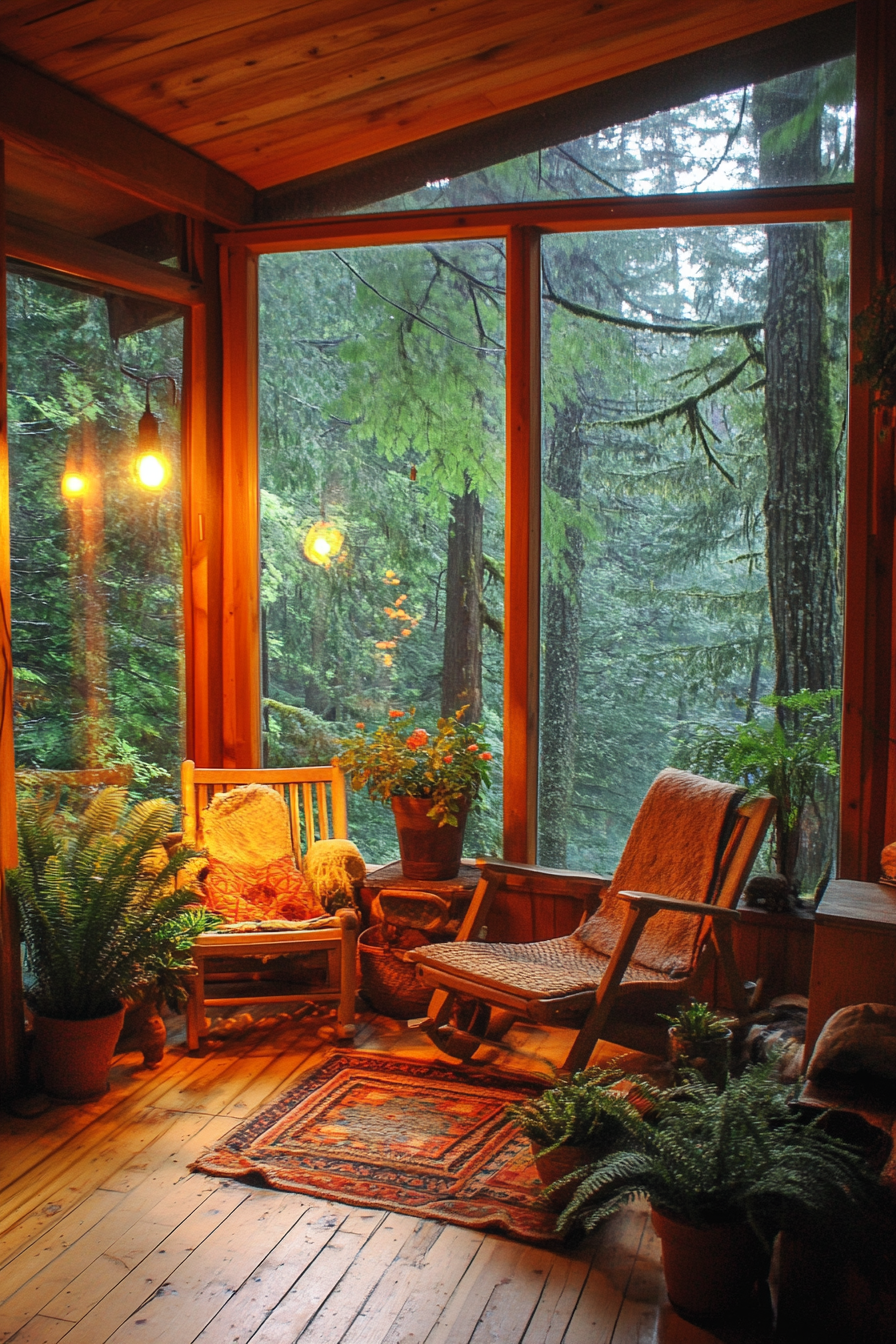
(506, 1067), (645, 1207)
(8, 788), (211, 1099)
(659, 1000), (737, 1089)
(336, 707), (492, 878)
(679, 688), (840, 892)
(556, 1063), (882, 1320)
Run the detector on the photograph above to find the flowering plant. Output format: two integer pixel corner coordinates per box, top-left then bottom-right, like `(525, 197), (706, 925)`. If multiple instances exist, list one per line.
(335, 707), (492, 826)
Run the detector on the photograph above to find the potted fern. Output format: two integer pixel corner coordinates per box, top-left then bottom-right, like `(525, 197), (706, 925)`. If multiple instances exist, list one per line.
(506, 1068), (645, 1208)
(659, 1000), (737, 1089)
(8, 789), (209, 1100)
(556, 1064), (883, 1321)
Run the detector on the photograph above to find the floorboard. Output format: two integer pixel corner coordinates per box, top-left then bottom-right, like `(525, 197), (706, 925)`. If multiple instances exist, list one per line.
(0, 1011), (771, 1344)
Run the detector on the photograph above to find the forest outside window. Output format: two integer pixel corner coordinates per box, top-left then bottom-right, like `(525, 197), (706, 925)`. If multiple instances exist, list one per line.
(6, 269), (186, 803)
(257, 242), (505, 862)
(248, 49), (853, 894)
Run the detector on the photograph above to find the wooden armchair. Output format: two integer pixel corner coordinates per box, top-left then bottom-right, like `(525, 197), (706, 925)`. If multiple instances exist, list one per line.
(408, 769), (775, 1073)
(181, 761), (359, 1050)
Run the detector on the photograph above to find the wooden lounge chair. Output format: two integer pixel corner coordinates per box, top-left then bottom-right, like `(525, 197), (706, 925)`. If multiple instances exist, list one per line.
(408, 769), (775, 1073)
(181, 761), (359, 1050)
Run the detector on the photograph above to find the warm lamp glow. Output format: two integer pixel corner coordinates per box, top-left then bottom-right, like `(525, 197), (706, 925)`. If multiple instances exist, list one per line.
(61, 472), (86, 499)
(136, 452), (168, 490)
(303, 521), (345, 568)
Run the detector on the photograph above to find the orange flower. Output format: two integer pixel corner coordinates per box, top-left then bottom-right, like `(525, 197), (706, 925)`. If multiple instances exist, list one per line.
(355, 722), (365, 730)
(479, 752), (493, 761)
(389, 709), (405, 719)
(382, 654), (393, 667)
(406, 729), (428, 750)
(443, 754), (453, 763)
(401, 629), (412, 637)
(467, 744), (479, 752)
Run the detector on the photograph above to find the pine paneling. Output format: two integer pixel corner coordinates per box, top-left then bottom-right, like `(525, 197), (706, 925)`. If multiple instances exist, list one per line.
(0, 0), (849, 191)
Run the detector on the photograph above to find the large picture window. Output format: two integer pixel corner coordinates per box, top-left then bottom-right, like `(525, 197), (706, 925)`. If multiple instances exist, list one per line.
(6, 271), (185, 801)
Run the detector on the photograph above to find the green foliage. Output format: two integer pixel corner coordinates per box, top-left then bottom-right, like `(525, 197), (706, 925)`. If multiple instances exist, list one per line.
(336, 707), (492, 826)
(658, 1000), (736, 1041)
(7, 788), (216, 1020)
(675, 689), (840, 880)
(556, 1063), (883, 1245)
(506, 1067), (644, 1157)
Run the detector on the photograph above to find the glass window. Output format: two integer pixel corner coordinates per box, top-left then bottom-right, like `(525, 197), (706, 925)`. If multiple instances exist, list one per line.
(258, 242), (505, 862)
(6, 272), (185, 801)
(361, 57), (855, 213)
(538, 220), (849, 897)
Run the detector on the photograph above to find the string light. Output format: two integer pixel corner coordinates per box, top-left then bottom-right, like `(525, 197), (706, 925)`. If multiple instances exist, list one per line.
(61, 472), (86, 499)
(303, 521), (345, 567)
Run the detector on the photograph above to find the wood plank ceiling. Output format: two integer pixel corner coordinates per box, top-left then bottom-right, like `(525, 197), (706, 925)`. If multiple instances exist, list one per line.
(0, 0), (848, 193)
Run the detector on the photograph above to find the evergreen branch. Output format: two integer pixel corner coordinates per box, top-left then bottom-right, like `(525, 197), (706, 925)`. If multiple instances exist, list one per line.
(483, 554), (505, 584)
(480, 601), (504, 637)
(544, 281), (763, 340)
(333, 253), (503, 355)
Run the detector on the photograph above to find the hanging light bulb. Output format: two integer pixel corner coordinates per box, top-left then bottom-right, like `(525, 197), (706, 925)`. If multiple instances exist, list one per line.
(134, 388), (169, 490)
(303, 521), (345, 568)
(121, 365), (176, 492)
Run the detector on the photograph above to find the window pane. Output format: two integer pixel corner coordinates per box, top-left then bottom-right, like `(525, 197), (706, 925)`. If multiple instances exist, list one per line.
(538, 221), (848, 897)
(362, 57), (854, 212)
(258, 243), (505, 863)
(7, 274), (185, 801)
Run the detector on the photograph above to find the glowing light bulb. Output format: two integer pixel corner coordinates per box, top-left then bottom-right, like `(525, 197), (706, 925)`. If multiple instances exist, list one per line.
(136, 453), (167, 489)
(303, 521), (344, 567)
(61, 473), (86, 499)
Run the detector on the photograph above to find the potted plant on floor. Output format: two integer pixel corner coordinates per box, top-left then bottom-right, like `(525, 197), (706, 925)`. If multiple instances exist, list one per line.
(336, 707), (492, 879)
(555, 1063), (884, 1321)
(506, 1068), (647, 1208)
(659, 1000), (737, 1089)
(8, 788), (214, 1100)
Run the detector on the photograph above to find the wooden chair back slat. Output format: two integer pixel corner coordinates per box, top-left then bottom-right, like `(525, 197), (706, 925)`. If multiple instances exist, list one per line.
(181, 761), (349, 864)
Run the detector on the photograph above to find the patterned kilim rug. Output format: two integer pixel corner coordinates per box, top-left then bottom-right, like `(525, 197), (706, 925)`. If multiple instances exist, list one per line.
(192, 1050), (561, 1243)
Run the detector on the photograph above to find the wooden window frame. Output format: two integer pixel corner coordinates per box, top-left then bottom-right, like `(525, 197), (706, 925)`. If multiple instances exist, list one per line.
(216, 181), (862, 865)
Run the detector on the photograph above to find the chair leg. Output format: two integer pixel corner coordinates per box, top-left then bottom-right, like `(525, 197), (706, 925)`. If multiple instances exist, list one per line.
(335, 911), (358, 1041)
(563, 906), (651, 1074)
(186, 963), (203, 1051)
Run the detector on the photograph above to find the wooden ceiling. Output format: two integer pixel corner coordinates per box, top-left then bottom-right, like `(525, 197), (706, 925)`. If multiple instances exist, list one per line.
(0, 0), (847, 193)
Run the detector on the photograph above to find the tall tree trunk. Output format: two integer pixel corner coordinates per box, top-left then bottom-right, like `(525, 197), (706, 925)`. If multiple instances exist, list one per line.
(755, 70), (840, 882)
(441, 482), (483, 724)
(538, 402), (585, 868)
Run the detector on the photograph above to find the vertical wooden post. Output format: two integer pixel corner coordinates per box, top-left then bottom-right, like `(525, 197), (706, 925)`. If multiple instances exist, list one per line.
(220, 243), (261, 768)
(504, 226), (541, 862)
(0, 140), (24, 1097)
(841, 0), (896, 878)
(183, 220), (225, 767)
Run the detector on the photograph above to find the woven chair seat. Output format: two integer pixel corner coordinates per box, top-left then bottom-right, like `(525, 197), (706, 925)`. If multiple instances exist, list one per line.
(411, 934), (673, 1002)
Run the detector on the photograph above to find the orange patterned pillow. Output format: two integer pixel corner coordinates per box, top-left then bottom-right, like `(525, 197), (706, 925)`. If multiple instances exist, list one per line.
(203, 853), (325, 923)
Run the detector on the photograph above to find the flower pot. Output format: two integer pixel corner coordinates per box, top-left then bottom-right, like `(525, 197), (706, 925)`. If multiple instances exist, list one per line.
(530, 1142), (600, 1209)
(651, 1208), (769, 1320)
(32, 1002), (126, 1101)
(391, 795), (469, 880)
(668, 1026), (732, 1090)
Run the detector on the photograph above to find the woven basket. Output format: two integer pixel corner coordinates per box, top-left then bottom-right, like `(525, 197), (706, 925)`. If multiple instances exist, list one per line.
(358, 925), (433, 1019)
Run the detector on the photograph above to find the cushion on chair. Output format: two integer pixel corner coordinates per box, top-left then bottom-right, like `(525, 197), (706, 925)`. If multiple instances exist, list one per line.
(574, 768), (745, 976)
(411, 934), (668, 1000)
(200, 784), (325, 922)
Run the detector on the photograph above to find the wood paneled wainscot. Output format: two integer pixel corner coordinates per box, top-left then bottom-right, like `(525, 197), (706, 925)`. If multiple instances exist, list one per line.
(805, 879), (896, 1059)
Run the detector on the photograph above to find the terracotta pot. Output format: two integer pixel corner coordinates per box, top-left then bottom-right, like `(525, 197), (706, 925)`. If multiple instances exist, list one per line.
(391, 795), (469, 880)
(32, 1002), (126, 1101)
(651, 1208), (769, 1320)
(531, 1142), (600, 1209)
(668, 1027), (732, 1090)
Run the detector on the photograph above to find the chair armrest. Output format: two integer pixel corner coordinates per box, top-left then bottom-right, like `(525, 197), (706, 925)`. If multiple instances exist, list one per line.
(478, 858), (610, 888)
(617, 891), (740, 921)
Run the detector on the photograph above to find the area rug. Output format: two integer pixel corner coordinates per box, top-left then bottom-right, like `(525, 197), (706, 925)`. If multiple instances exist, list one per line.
(191, 1050), (562, 1243)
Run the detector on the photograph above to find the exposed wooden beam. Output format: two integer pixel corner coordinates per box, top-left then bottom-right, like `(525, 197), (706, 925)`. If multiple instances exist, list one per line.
(5, 212), (201, 307)
(257, 3), (856, 220)
(0, 53), (254, 228)
(223, 184), (855, 254)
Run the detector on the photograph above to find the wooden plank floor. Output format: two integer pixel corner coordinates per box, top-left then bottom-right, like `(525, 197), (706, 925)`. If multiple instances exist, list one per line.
(0, 1010), (771, 1344)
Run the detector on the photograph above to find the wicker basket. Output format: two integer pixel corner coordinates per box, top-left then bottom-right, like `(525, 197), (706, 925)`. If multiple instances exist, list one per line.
(358, 925), (433, 1019)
